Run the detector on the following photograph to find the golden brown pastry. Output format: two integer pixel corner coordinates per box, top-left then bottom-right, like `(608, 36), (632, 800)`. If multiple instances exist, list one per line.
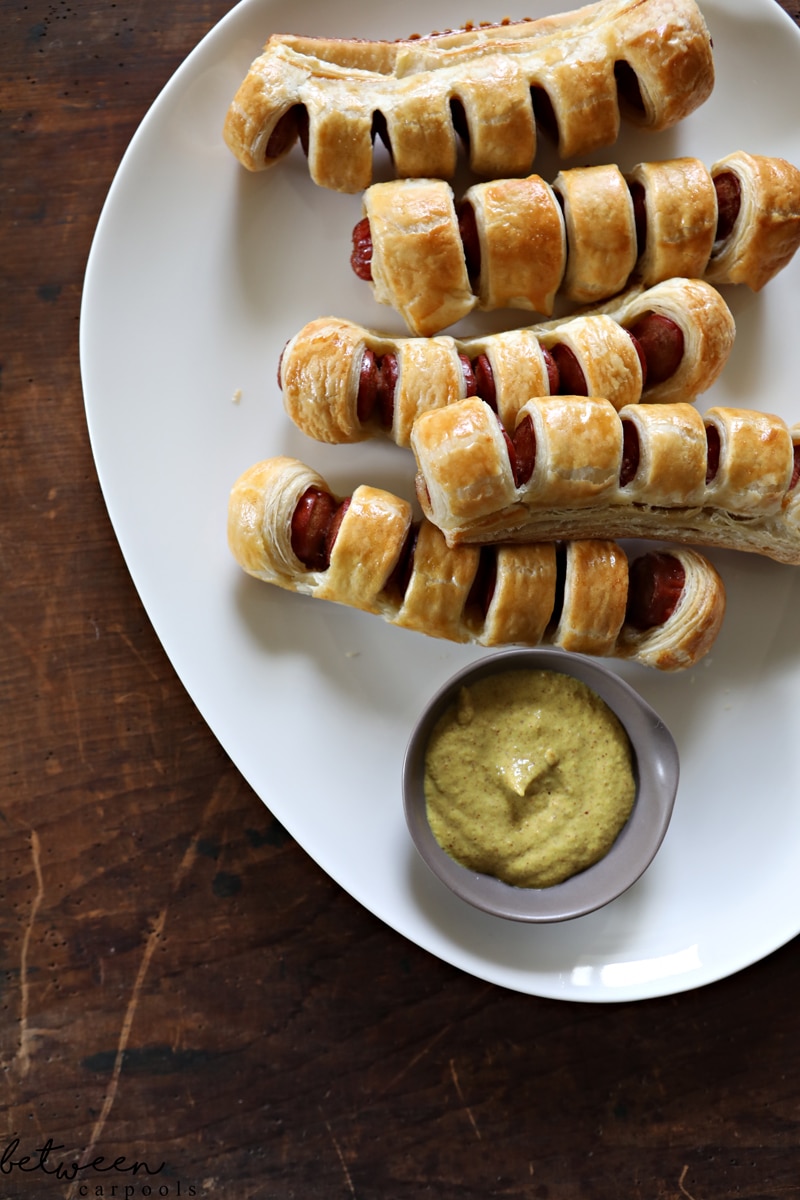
(627, 157), (718, 287)
(411, 396), (800, 563)
(705, 151), (800, 292)
(280, 278), (735, 447)
(223, 0), (714, 193)
(227, 456), (726, 670)
(354, 154), (800, 334)
(553, 163), (637, 303)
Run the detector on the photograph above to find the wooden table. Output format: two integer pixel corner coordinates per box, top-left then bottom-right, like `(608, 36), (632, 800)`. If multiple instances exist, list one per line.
(3, 3), (800, 1197)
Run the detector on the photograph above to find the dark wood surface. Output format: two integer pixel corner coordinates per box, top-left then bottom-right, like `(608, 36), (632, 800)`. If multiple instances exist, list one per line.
(3, 3), (800, 1197)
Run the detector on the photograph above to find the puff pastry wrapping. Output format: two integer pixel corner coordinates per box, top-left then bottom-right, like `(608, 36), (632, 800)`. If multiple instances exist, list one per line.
(280, 278), (735, 448)
(223, 0), (714, 193)
(357, 154), (800, 334)
(411, 395), (800, 564)
(227, 455), (726, 670)
(705, 151), (800, 291)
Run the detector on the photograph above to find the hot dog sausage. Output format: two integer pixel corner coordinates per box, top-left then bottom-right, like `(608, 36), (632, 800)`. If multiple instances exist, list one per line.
(625, 552), (686, 631)
(626, 313), (685, 386)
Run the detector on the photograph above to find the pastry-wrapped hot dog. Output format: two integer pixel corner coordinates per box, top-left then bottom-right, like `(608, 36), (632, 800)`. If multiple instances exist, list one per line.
(352, 153), (800, 334)
(228, 456), (725, 670)
(224, 0), (714, 193)
(411, 395), (800, 563)
(280, 279), (735, 447)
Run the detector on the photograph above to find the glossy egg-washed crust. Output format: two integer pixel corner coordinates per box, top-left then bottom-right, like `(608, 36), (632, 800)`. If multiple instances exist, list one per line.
(280, 278), (735, 447)
(227, 456), (725, 670)
(223, 0), (714, 192)
(363, 152), (800, 334)
(411, 396), (800, 563)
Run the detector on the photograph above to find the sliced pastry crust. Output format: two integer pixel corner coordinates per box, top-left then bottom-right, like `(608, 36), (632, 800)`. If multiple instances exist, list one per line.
(224, 0), (714, 192)
(279, 279), (735, 447)
(468, 175), (566, 315)
(356, 154), (800, 334)
(552, 164), (637, 303)
(411, 396), (800, 564)
(227, 455), (726, 669)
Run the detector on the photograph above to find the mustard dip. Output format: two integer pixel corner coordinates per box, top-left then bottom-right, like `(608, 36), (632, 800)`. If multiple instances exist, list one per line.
(423, 669), (636, 889)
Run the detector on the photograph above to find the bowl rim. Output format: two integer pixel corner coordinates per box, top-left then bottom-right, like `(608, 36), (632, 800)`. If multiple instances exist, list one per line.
(402, 647), (680, 923)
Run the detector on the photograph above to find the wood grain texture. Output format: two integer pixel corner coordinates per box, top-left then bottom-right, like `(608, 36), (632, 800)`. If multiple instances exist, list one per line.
(2, 3), (800, 1199)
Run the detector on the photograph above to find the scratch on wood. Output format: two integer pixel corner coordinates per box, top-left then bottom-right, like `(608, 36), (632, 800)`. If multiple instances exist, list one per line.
(14, 829), (45, 1078)
(64, 783), (230, 1200)
(64, 667), (87, 766)
(375, 982), (493, 1098)
(64, 905), (168, 1200)
(111, 625), (163, 682)
(323, 1114), (356, 1198)
(449, 1059), (481, 1140)
(375, 1023), (453, 1097)
(679, 1165), (699, 1200)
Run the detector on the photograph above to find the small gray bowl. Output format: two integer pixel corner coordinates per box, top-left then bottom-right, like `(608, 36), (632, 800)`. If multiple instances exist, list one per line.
(402, 648), (679, 923)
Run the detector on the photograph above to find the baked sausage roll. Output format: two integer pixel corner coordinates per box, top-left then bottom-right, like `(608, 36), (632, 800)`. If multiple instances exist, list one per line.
(411, 395), (800, 563)
(353, 154), (800, 334)
(279, 278), (735, 447)
(228, 456), (726, 670)
(223, 0), (714, 193)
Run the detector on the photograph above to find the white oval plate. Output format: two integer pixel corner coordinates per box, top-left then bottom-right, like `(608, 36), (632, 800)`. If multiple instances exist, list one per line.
(81, 0), (800, 1002)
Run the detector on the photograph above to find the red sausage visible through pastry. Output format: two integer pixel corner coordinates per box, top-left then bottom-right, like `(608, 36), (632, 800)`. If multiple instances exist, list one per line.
(465, 547), (498, 618)
(791, 444), (800, 492)
(619, 419), (641, 487)
(633, 171), (743, 252)
(510, 414), (536, 487)
(354, 344), (555, 429)
(288, 488), (690, 636)
(356, 348), (379, 422)
(290, 488), (341, 571)
(350, 217), (374, 280)
(549, 343), (587, 395)
(705, 423), (721, 484)
(266, 105), (309, 160)
(354, 350), (399, 425)
(626, 312), (684, 386)
(625, 552), (686, 630)
(714, 171), (742, 243)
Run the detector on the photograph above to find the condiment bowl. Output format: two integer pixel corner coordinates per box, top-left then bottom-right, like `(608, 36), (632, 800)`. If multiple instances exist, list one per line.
(402, 648), (679, 923)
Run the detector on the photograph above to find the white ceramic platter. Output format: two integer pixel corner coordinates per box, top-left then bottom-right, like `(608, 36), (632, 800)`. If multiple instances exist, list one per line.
(81, 0), (800, 1001)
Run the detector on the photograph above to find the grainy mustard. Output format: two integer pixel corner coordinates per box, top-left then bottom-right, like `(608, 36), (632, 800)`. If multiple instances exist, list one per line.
(423, 669), (636, 888)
